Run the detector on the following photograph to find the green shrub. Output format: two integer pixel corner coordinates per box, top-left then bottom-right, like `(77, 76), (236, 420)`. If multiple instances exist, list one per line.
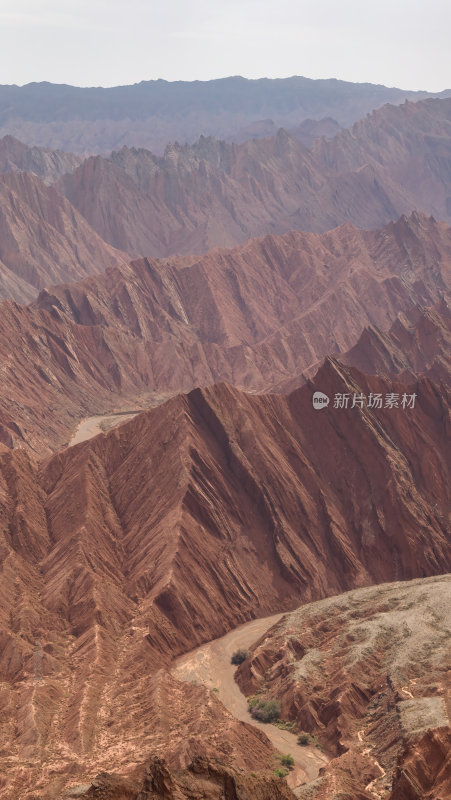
(273, 719), (296, 731)
(249, 699), (281, 722)
(231, 648), (250, 665)
(297, 732), (311, 745)
(274, 767), (289, 778)
(280, 754), (294, 768)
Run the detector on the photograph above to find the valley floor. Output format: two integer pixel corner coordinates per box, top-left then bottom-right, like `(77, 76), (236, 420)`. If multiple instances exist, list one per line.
(172, 613), (329, 794)
(69, 411), (140, 445)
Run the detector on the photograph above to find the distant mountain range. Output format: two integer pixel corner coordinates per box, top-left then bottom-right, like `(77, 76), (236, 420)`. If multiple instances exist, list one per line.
(58, 96), (451, 256)
(0, 95), (450, 304)
(1, 75), (450, 154)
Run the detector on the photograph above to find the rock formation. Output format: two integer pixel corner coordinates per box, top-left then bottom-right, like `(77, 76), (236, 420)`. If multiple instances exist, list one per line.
(57, 97), (451, 256)
(0, 366), (449, 797)
(0, 213), (448, 452)
(0, 170), (126, 302)
(236, 576), (451, 799)
(0, 135), (81, 183)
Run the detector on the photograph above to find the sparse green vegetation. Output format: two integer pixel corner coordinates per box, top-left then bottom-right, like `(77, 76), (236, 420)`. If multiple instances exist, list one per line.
(296, 731), (323, 749)
(211, 687), (219, 693)
(279, 754), (294, 769)
(231, 648), (250, 665)
(248, 698), (281, 722)
(274, 767), (289, 778)
(273, 719), (296, 731)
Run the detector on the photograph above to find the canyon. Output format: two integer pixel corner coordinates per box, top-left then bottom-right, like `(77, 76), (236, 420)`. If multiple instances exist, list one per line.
(0, 364), (449, 798)
(0, 85), (449, 800)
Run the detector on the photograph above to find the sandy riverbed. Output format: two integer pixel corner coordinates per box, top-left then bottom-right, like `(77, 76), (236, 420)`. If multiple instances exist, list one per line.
(172, 613), (328, 793)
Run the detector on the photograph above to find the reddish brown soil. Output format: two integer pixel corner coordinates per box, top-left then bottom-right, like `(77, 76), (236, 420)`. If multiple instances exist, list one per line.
(0, 363), (449, 798)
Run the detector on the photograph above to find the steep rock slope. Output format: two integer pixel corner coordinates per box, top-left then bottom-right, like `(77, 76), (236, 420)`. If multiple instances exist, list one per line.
(314, 96), (451, 207)
(57, 97), (451, 256)
(57, 133), (330, 256)
(0, 213), (448, 452)
(0, 171), (126, 302)
(342, 298), (451, 384)
(0, 134), (81, 183)
(68, 758), (298, 800)
(390, 728), (451, 800)
(235, 576), (451, 800)
(275, 297), (451, 393)
(0, 365), (449, 797)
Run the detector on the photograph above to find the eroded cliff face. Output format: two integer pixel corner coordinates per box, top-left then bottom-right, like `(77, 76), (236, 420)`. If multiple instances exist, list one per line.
(0, 212), (449, 453)
(0, 170), (126, 303)
(64, 757), (297, 800)
(235, 576), (451, 800)
(56, 97), (451, 256)
(0, 135), (82, 184)
(341, 299), (451, 384)
(272, 297), (451, 393)
(0, 362), (449, 798)
(389, 727), (451, 800)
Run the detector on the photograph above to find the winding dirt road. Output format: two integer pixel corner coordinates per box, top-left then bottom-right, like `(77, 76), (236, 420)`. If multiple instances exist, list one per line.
(172, 613), (328, 794)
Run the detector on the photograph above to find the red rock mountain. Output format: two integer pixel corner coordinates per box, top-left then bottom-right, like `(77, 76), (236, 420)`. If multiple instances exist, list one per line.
(0, 360), (449, 798)
(0, 170), (126, 302)
(0, 134), (81, 183)
(236, 575), (451, 799)
(1, 96), (449, 304)
(342, 298), (451, 384)
(0, 213), (448, 453)
(275, 297), (451, 392)
(57, 97), (451, 257)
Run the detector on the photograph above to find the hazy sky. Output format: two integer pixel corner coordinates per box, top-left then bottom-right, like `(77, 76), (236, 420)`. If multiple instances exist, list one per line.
(1, 0), (449, 90)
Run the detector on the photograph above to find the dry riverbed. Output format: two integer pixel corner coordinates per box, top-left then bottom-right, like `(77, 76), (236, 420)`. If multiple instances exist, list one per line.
(69, 412), (140, 445)
(172, 613), (328, 794)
